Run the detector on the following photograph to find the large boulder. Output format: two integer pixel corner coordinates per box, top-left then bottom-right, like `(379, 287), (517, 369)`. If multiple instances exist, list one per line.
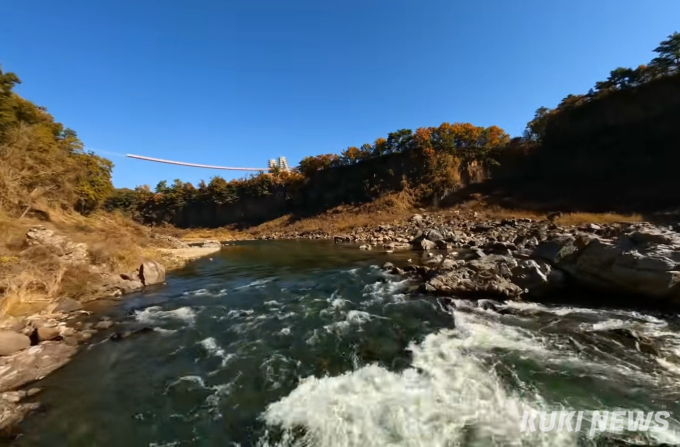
(0, 342), (76, 392)
(539, 228), (680, 301)
(138, 261), (166, 286)
(0, 332), (30, 357)
(511, 259), (565, 296)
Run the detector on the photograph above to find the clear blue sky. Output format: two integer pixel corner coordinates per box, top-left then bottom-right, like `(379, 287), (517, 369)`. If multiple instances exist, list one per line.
(1, 0), (678, 189)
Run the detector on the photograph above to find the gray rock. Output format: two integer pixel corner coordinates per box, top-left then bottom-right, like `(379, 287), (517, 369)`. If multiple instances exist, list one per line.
(138, 261), (166, 286)
(52, 297), (82, 313)
(0, 332), (30, 356)
(424, 229), (444, 242)
(420, 239), (437, 250)
(0, 342), (76, 392)
(25, 226), (89, 264)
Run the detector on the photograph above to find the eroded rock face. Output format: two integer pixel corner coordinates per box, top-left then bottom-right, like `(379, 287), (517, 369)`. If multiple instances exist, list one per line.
(25, 226), (89, 264)
(547, 228), (680, 300)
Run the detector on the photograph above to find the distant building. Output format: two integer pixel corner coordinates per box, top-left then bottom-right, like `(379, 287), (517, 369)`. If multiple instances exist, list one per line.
(267, 157), (290, 171)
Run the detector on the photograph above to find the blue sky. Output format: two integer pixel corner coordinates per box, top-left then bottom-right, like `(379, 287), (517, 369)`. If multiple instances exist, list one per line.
(1, 0), (678, 188)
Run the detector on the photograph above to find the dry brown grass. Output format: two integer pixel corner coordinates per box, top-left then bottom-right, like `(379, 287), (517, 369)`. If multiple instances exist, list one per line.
(0, 210), (168, 317)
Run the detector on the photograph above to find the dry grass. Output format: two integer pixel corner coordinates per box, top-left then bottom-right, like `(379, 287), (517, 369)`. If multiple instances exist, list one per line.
(0, 210), (168, 317)
(244, 189), (418, 237)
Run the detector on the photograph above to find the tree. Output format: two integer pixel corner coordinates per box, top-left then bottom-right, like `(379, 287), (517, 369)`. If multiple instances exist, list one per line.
(651, 32), (680, 75)
(385, 129), (412, 154)
(524, 107), (552, 144)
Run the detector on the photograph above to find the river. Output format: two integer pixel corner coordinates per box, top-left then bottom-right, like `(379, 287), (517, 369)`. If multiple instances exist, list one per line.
(12, 240), (680, 446)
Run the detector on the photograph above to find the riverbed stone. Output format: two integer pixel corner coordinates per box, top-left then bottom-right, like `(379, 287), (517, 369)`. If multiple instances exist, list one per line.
(0, 332), (30, 357)
(36, 326), (61, 342)
(0, 342), (76, 392)
(52, 297), (83, 313)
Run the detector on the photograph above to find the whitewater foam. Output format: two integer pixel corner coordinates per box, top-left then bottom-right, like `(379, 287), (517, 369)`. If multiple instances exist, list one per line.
(260, 313), (576, 446)
(199, 337), (235, 367)
(134, 306), (197, 325)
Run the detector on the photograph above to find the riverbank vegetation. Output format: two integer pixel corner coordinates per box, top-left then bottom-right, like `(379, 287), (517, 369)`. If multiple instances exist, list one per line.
(0, 66), (172, 317)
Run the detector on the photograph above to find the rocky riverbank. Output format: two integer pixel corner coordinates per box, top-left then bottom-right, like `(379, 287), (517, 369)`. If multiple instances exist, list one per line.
(0, 226), (225, 438)
(259, 212), (680, 306)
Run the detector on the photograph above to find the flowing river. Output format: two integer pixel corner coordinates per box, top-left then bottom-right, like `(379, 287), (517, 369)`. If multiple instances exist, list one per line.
(12, 241), (680, 446)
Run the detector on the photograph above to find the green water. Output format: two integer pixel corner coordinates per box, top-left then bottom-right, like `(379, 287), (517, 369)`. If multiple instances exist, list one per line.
(12, 240), (680, 446)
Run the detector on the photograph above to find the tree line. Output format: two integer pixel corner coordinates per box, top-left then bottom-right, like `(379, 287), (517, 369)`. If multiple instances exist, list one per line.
(525, 32), (680, 143)
(2, 31), (677, 223)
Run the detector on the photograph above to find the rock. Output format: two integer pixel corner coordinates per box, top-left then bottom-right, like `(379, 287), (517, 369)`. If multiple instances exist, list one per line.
(0, 332), (30, 356)
(359, 244), (371, 250)
(0, 397), (41, 438)
(150, 233), (190, 249)
(199, 240), (222, 249)
(531, 237), (577, 264)
(138, 261), (166, 287)
(510, 260), (564, 296)
(419, 239), (437, 250)
(100, 275), (144, 295)
(424, 229), (444, 242)
(36, 326), (61, 342)
(0, 342), (76, 392)
(52, 297), (83, 313)
(546, 212), (562, 222)
(410, 214), (423, 224)
(25, 226), (89, 264)
(423, 268), (523, 299)
(382, 262), (395, 271)
(109, 326), (154, 341)
(94, 320), (114, 330)
(334, 235), (351, 244)
(477, 299), (502, 312)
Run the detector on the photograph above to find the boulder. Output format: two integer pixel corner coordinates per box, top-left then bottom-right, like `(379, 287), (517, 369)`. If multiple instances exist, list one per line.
(0, 397), (41, 438)
(0, 332), (30, 356)
(0, 342), (76, 392)
(419, 239), (437, 251)
(138, 261), (166, 286)
(52, 297), (82, 313)
(36, 326), (61, 342)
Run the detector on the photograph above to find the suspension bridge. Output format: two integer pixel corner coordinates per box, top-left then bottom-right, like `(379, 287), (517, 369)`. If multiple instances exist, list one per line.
(126, 154), (289, 172)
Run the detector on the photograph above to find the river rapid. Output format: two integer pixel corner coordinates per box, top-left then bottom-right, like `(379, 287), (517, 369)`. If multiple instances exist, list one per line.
(12, 240), (680, 446)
